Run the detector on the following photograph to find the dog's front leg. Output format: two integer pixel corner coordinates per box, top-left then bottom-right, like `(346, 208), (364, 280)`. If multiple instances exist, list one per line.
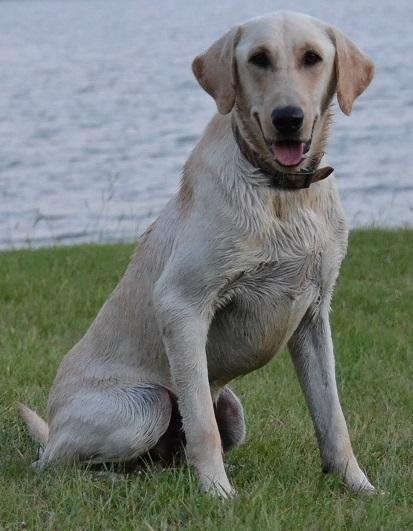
(288, 304), (376, 492)
(154, 283), (233, 498)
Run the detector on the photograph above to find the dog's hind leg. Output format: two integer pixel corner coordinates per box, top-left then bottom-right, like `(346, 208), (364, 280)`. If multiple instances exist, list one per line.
(37, 384), (173, 467)
(215, 387), (246, 453)
(150, 386), (246, 462)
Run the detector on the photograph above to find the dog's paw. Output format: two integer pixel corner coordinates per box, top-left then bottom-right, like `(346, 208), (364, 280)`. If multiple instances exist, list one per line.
(349, 478), (376, 494)
(206, 482), (237, 499)
(327, 457), (377, 495)
(31, 459), (44, 471)
(201, 477), (236, 499)
(343, 466), (378, 494)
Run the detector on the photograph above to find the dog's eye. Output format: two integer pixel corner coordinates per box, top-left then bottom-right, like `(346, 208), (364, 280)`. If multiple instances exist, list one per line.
(249, 52), (271, 69)
(303, 50), (322, 66)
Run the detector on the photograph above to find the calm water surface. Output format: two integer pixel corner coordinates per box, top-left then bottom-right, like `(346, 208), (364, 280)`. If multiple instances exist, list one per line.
(0, 0), (412, 249)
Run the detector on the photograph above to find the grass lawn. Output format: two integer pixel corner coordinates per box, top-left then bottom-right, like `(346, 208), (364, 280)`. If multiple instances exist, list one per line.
(0, 229), (412, 530)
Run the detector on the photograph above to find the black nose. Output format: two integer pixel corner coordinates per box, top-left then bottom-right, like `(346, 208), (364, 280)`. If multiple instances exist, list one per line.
(271, 106), (304, 135)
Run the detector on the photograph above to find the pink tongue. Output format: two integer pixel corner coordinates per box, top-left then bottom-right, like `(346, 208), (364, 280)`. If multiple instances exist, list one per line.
(271, 142), (304, 167)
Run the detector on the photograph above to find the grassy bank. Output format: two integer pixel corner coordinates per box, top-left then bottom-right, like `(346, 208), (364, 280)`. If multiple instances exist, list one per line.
(0, 229), (412, 530)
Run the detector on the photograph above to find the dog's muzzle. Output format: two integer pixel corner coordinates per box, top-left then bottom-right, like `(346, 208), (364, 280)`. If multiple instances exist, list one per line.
(232, 121), (333, 190)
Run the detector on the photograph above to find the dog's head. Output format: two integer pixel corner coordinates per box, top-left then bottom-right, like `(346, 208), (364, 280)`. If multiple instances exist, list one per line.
(192, 12), (374, 172)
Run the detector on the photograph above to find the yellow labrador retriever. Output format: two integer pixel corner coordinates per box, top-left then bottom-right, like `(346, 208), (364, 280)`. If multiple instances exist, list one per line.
(20, 11), (375, 497)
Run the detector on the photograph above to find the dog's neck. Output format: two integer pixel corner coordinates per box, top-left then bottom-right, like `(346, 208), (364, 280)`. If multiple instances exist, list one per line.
(231, 116), (334, 191)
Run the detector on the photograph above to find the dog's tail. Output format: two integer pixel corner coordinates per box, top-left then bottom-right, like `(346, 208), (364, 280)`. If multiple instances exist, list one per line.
(18, 403), (49, 446)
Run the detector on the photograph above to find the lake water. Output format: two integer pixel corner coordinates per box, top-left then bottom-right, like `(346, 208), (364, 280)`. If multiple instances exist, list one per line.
(0, 0), (412, 249)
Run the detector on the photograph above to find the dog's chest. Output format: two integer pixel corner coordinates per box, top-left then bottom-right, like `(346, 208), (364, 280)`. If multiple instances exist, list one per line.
(206, 249), (323, 382)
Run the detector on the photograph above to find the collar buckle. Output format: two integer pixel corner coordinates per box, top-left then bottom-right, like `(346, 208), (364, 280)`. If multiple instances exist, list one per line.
(303, 174), (313, 188)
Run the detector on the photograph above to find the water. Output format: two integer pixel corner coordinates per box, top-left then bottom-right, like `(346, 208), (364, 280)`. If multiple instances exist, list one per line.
(0, 0), (412, 249)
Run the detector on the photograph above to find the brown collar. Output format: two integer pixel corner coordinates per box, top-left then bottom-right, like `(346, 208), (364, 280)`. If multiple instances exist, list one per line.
(232, 122), (334, 191)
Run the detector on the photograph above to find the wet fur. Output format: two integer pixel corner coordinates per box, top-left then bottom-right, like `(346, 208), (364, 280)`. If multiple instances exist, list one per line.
(19, 12), (375, 497)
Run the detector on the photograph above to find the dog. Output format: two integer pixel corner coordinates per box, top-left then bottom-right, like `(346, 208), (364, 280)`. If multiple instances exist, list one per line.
(19, 11), (375, 497)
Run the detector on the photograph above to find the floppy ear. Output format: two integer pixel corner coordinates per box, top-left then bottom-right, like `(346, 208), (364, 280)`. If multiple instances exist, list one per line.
(192, 27), (241, 115)
(328, 28), (375, 115)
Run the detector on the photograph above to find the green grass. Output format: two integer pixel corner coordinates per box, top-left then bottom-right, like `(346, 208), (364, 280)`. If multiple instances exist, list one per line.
(0, 229), (412, 530)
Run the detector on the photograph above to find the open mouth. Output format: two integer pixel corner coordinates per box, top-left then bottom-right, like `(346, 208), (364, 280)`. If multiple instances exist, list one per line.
(270, 139), (311, 168)
(252, 111), (315, 170)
